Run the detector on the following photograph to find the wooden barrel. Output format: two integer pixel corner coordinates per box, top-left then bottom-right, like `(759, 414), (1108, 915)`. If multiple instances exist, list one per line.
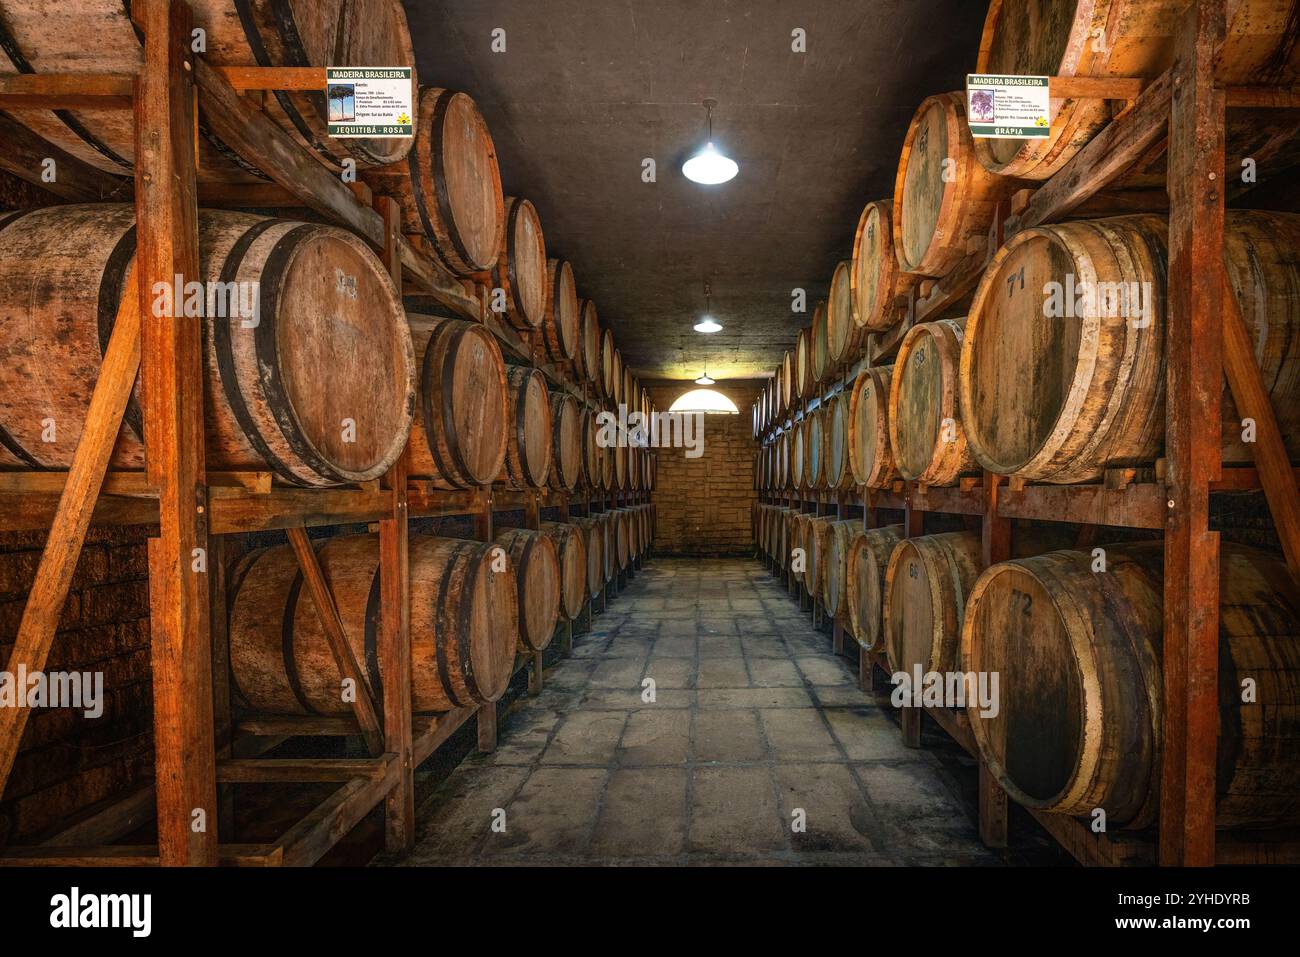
(974, 0), (1300, 181)
(889, 319), (978, 486)
(540, 521), (586, 620)
(1, 0), (414, 180)
(599, 430), (614, 490)
(884, 531), (981, 679)
(611, 509), (631, 570)
(847, 525), (904, 650)
(598, 512), (618, 580)
(572, 516), (605, 598)
(549, 392), (582, 491)
(894, 92), (1012, 277)
(542, 259), (580, 363)
(367, 88), (501, 276)
(774, 365), (786, 418)
(599, 329), (617, 398)
(821, 519), (861, 618)
(0, 205), (414, 483)
(795, 327), (814, 399)
(613, 435), (629, 491)
(230, 534), (516, 715)
(961, 212), (1300, 483)
(791, 422), (806, 491)
(501, 366), (552, 489)
(803, 516), (832, 597)
(822, 392), (852, 490)
(580, 408), (600, 489)
(826, 260), (864, 369)
(611, 349), (624, 409)
(495, 528), (560, 654)
(781, 351), (795, 409)
(963, 542), (1300, 829)
(852, 199), (919, 332)
(811, 302), (830, 386)
(848, 366), (899, 488)
(407, 315), (508, 488)
(578, 300), (601, 386)
(491, 197), (547, 331)
(803, 409), (825, 490)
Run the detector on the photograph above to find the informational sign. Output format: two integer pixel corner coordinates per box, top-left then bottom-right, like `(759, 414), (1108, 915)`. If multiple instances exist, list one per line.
(965, 74), (1051, 138)
(325, 67), (414, 138)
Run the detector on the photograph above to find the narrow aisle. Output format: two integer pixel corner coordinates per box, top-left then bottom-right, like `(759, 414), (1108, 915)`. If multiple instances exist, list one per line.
(398, 558), (997, 865)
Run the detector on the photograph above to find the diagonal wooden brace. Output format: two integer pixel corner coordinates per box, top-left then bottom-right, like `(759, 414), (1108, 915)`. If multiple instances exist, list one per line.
(285, 527), (385, 756)
(1221, 265), (1300, 581)
(0, 266), (140, 794)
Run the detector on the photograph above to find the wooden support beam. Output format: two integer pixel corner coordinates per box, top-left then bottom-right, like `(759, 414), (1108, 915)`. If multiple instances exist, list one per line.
(213, 66), (326, 91)
(1049, 76), (1147, 100)
(1220, 268), (1300, 579)
(285, 528), (385, 755)
(0, 266), (140, 799)
(1160, 0), (1225, 869)
(134, 0), (218, 867)
(216, 756), (393, 784)
(0, 72), (134, 108)
(1016, 70), (1173, 230)
(978, 472), (1010, 848)
(376, 195), (415, 855)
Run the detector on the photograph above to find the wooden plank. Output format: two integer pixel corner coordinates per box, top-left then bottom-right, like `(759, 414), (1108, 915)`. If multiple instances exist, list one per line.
(978, 471), (1010, 849)
(286, 527), (385, 755)
(1220, 266), (1300, 578)
(411, 706), (480, 766)
(1160, 0), (1225, 869)
(1225, 86), (1300, 108)
(40, 785), (157, 848)
(0, 113), (130, 201)
(0, 845), (277, 867)
(1025, 809), (1155, 866)
(216, 756), (393, 784)
(237, 715), (361, 737)
(0, 265), (141, 799)
(376, 195), (415, 855)
(135, 0), (218, 867)
(0, 470), (269, 496)
(209, 487), (392, 534)
(213, 66), (326, 91)
(1049, 76), (1147, 100)
(0, 72), (133, 108)
(1016, 70), (1173, 230)
(997, 482), (1166, 529)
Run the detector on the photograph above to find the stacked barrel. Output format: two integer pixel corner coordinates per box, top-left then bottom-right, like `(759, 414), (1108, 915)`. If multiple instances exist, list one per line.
(752, 0), (1300, 836)
(0, 0), (653, 729)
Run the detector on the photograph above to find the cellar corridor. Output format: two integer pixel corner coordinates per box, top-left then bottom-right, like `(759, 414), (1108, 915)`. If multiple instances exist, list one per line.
(392, 559), (997, 866)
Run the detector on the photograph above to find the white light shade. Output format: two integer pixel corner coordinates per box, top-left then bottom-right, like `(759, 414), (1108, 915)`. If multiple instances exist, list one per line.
(693, 316), (723, 333)
(694, 373), (715, 385)
(669, 388), (739, 414)
(681, 142), (739, 185)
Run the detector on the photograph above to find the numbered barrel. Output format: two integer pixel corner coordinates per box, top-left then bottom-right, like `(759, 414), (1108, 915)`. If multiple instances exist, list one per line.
(883, 531), (982, 678)
(849, 366), (900, 488)
(852, 199), (919, 332)
(888, 318), (978, 486)
(826, 260), (864, 369)
(847, 525), (904, 651)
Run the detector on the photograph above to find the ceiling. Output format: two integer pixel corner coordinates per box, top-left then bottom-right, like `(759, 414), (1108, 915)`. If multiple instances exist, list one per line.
(405, 1), (988, 380)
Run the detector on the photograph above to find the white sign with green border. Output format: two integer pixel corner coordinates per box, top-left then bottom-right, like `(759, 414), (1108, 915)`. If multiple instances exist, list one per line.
(965, 74), (1050, 139)
(325, 67), (414, 138)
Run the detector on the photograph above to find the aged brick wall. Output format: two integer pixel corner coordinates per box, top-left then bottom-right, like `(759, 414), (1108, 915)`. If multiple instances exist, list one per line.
(646, 381), (761, 557)
(0, 525), (156, 847)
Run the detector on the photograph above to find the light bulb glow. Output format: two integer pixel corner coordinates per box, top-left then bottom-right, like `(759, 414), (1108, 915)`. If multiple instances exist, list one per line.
(695, 373), (715, 385)
(681, 142), (739, 185)
(693, 316), (722, 333)
(669, 388), (739, 414)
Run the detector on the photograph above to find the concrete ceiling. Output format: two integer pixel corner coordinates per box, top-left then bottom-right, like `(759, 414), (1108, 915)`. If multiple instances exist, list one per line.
(405, 1), (988, 380)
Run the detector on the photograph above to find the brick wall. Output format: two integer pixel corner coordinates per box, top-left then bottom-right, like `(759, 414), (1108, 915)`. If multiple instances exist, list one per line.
(645, 380), (762, 557)
(0, 525), (156, 848)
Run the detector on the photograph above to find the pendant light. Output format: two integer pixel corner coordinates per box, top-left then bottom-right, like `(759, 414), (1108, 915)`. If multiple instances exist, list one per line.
(669, 388), (739, 414)
(682, 99), (739, 185)
(695, 371), (715, 385)
(694, 278), (722, 334)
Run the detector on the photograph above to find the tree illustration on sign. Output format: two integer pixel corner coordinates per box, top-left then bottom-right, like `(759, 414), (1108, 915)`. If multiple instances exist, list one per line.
(328, 84), (356, 123)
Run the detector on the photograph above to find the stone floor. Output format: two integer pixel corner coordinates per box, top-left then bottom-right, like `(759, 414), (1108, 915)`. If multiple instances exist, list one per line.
(395, 557), (1000, 866)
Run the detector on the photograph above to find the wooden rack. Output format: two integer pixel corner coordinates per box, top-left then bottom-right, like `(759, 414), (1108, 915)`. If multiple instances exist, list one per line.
(756, 2), (1300, 867)
(0, 0), (651, 866)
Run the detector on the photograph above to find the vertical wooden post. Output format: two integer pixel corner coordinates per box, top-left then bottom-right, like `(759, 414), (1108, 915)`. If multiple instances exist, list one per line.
(474, 485), (497, 751)
(1161, 0), (1225, 868)
(209, 535), (235, 837)
(134, 0), (218, 866)
(978, 471), (1010, 848)
(376, 195), (414, 853)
